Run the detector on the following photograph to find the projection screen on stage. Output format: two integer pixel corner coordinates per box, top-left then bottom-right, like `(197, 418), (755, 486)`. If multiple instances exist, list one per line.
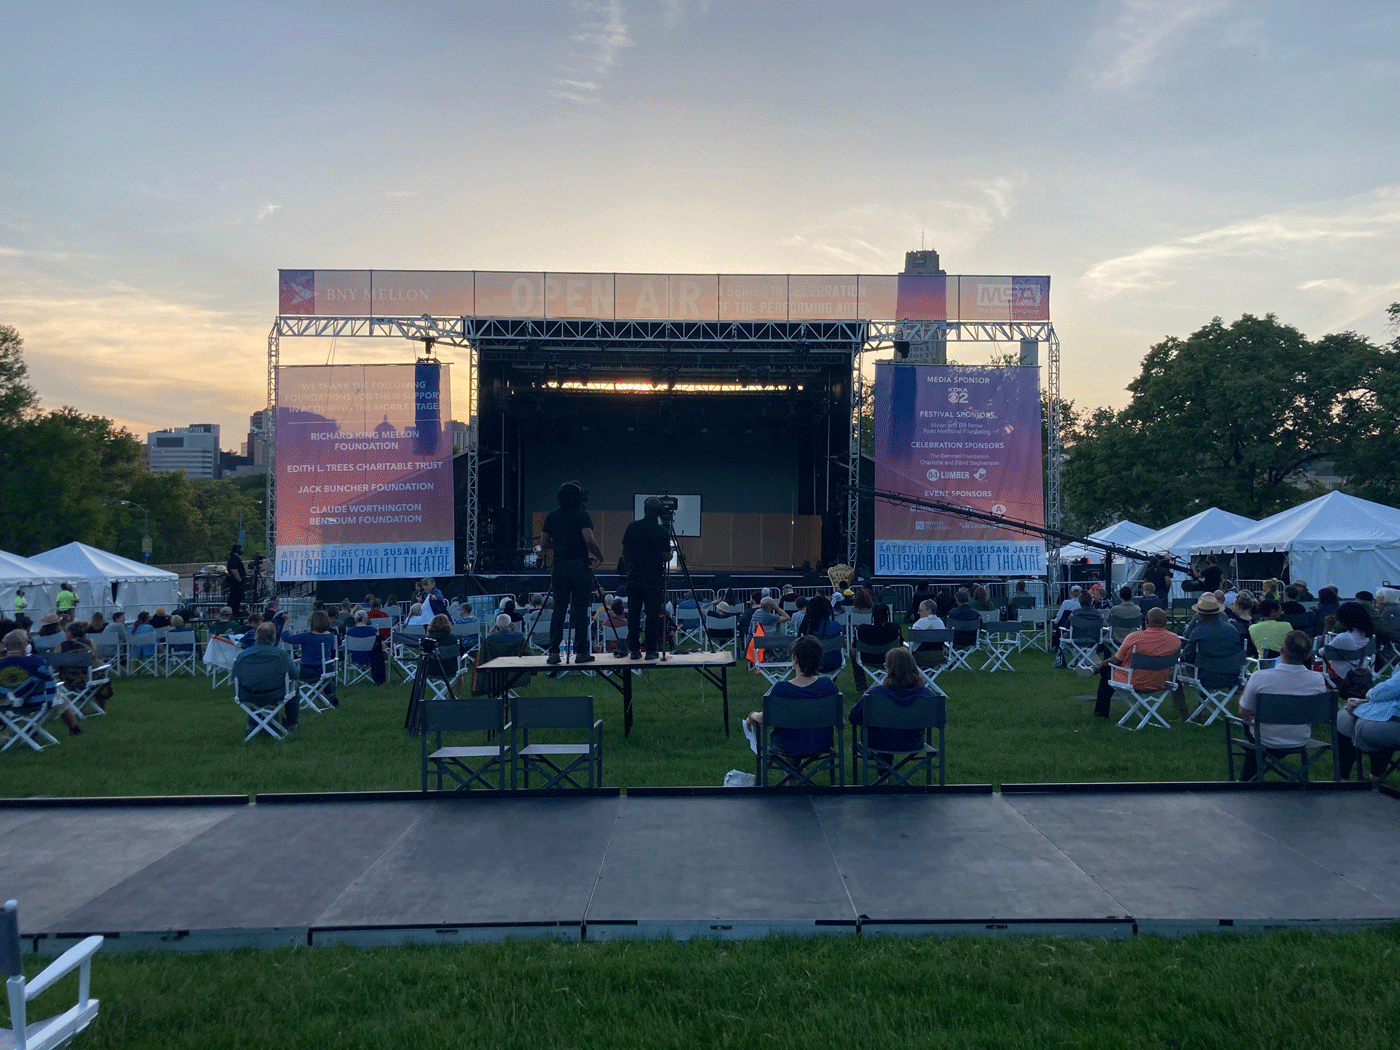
(275, 363), (454, 581)
(874, 362), (1045, 577)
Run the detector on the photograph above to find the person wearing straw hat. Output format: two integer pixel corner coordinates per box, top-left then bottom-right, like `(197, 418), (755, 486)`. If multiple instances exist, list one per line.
(1182, 593), (1246, 692)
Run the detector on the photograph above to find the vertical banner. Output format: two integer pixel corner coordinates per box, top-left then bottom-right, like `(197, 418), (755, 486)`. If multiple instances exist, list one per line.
(275, 364), (455, 581)
(874, 362), (1045, 576)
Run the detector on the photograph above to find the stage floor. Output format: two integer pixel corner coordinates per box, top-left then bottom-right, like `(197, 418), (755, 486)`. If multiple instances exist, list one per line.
(6, 786), (1399, 952)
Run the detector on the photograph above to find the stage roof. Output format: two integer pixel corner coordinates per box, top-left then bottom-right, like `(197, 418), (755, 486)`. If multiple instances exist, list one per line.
(278, 270), (1050, 324)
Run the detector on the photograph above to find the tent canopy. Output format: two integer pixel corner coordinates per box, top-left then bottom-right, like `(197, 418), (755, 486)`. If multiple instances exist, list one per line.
(1188, 490), (1400, 598)
(1058, 520), (1155, 564)
(1122, 507), (1257, 599)
(0, 550), (65, 620)
(29, 542), (179, 617)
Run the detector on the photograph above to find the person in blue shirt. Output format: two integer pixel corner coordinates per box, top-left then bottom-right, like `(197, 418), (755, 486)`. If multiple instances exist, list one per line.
(745, 635), (842, 759)
(1336, 672), (1400, 782)
(283, 610), (337, 706)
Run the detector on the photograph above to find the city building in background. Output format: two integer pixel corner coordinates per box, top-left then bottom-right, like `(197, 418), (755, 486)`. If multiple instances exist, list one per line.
(146, 423), (221, 480)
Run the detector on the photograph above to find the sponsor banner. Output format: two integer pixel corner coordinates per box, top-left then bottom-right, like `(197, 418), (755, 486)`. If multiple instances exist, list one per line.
(278, 271), (1051, 322)
(876, 541), (1046, 577)
(276, 542), (454, 582)
(274, 363), (454, 581)
(874, 362), (1045, 577)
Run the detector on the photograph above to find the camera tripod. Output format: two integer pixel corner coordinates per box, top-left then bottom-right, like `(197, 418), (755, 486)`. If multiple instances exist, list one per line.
(523, 563), (625, 668)
(656, 509), (711, 661)
(402, 636), (462, 733)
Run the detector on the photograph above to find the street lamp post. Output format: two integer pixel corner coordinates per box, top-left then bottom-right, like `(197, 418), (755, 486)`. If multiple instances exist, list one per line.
(120, 500), (152, 562)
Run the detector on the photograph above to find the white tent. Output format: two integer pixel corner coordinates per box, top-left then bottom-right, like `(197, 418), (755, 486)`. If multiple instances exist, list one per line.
(1188, 490), (1400, 600)
(29, 542), (180, 618)
(1058, 520), (1156, 588)
(1130, 507), (1258, 599)
(0, 550), (65, 620)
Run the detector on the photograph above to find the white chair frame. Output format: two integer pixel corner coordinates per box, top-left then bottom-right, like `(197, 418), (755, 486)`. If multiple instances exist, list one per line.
(163, 630), (198, 677)
(3, 899), (103, 1050)
(235, 673), (294, 742)
(1110, 649), (1181, 731)
(341, 632), (377, 686)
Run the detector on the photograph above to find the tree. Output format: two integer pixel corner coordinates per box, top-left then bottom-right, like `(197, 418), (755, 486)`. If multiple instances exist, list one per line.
(0, 324), (39, 426)
(1062, 313), (1384, 531)
(1332, 302), (1400, 504)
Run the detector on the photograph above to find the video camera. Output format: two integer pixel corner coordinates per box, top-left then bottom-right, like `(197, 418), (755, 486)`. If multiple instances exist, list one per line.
(655, 494), (679, 528)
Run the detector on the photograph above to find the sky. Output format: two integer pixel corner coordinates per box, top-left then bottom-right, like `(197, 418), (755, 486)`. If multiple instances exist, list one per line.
(2, 0), (1397, 449)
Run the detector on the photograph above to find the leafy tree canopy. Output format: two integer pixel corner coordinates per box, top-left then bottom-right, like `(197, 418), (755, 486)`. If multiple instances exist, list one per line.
(1063, 312), (1396, 531)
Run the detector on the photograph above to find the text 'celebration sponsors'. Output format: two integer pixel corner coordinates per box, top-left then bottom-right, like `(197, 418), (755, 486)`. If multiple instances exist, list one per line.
(874, 363), (1045, 577)
(275, 363), (454, 581)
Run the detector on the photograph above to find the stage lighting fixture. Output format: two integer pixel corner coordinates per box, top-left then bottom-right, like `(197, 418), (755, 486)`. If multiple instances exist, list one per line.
(894, 340), (910, 359)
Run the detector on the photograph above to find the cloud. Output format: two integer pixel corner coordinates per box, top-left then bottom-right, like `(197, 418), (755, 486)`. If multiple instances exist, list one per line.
(1081, 185), (1400, 299)
(385, 190), (419, 198)
(1298, 277), (1400, 334)
(777, 178), (1026, 270)
(1087, 0), (1232, 89)
(256, 202), (282, 221)
(548, 1), (635, 104)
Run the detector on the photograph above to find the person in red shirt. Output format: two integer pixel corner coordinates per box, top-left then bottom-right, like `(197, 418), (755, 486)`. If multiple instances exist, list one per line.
(367, 598), (391, 641)
(1086, 607), (1183, 719)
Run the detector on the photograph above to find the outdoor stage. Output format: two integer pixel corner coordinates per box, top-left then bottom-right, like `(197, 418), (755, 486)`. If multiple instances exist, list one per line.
(7, 785), (1399, 953)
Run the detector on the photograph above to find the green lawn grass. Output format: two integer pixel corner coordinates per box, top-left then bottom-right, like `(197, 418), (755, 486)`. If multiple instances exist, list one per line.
(0, 649), (1243, 797)
(12, 929), (1400, 1049)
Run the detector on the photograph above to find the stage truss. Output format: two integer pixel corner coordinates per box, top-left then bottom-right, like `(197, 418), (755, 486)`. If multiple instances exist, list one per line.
(267, 315), (1060, 583)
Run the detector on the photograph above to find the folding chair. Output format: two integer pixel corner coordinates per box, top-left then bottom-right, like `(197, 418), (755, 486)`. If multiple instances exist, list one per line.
(523, 612), (552, 653)
(675, 606), (705, 649)
(30, 633), (62, 658)
(340, 631), (377, 687)
(1182, 649), (1246, 727)
(845, 610), (873, 644)
(46, 651), (110, 719)
(2, 898), (103, 1050)
(855, 688), (946, 787)
(0, 667), (59, 752)
(945, 625), (984, 673)
(757, 690), (844, 787)
(1169, 598), (1195, 629)
(451, 621), (481, 660)
(420, 640), (462, 701)
(203, 634), (239, 689)
(126, 631), (159, 676)
(511, 695), (603, 789)
(981, 623), (1022, 673)
(163, 629), (198, 676)
(1102, 614), (1140, 650)
(1017, 606), (1051, 653)
(1225, 691), (1340, 783)
(234, 671), (294, 742)
(90, 626), (125, 676)
(855, 637), (901, 686)
(1109, 648), (1181, 730)
(598, 622), (629, 656)
(703, 613), (738, 655)
(907, 629), (951, 688)
(392, 629), (424, 681)
(298, 665), (338, 713)
(420, 698), (510, 791)
(1061, 611), (1104, 671)
(816, 632), (847, 680)
(752, 632), (795, 686)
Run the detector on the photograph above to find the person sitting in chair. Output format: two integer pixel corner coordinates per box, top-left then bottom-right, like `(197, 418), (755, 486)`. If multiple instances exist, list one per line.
(1336, 672), (1400, 783)
(345, 610), (384, 684)
(849, 647), (934, 777)
(1248, 600), (1290, 658)
(282, 610), (338, 708)
(745, 635), (842, 765)
(233, 621), (298, 731)
(795, 595), (844, 674)
(1, 628), (81, 735)
(1085, 607), (1183, 720)
(1236, 630), (1330, 781)
(56, 623), (114, 714)
(850, 602), (902, 690)
(946, 590), (983, 650)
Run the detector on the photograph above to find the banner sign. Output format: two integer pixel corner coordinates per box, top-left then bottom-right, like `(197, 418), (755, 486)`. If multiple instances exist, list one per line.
(275, 364), (455, 581)
(279, 270), (1050, 323)
(874, 362), (1045, 577)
